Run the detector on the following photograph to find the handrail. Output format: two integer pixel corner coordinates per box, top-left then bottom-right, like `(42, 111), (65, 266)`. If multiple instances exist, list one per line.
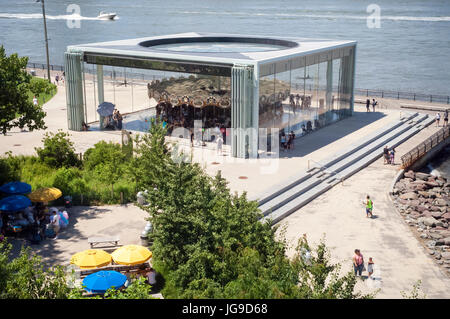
(27, 62), (450, 104)
(401, 125), (450, 169)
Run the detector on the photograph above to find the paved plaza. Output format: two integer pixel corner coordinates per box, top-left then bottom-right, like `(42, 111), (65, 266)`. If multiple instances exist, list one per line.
(2, 72), (450, 298)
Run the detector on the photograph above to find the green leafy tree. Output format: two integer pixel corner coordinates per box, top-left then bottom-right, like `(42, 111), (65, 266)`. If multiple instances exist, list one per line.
(93, 142), (127, 198)
(68, 277), (156, 299)
(35, 130), (81, 168)
(0, 242), (70, 299)
(291, 236), (377, 299)
(0, 46), (46, 134)
(134, 121), (375, 299)
(400, 280), (427, 299)
(28, 76), (56, 100)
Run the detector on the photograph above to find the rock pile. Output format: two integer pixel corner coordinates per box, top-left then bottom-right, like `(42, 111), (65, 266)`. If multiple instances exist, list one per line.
(392, 170), (450, 275)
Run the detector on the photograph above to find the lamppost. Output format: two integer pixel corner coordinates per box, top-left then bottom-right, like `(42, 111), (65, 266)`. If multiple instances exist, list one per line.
(37, 0), (51, 83)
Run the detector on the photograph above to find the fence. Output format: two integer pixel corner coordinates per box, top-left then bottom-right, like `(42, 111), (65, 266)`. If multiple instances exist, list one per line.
(401, 125), (450, 168)
(27, 62), (450, 104)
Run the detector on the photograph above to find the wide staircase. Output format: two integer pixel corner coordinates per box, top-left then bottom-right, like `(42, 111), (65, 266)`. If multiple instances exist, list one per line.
(257, 112), (435, 224)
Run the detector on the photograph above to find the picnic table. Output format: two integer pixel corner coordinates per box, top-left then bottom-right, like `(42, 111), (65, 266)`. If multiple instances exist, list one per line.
(88, 236), (120, 248)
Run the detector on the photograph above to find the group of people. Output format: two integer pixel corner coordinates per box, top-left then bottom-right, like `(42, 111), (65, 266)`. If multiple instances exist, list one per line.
(156, 102), (231, 136)
(383, 145), (395, 165)
(289, 94), (312, 109)
(54, 72), (65, 86)
(104, 109), (123, 130)
(435, 110), (449, 127)
(280, 130), (296, 151)
(353, 249), (375, 279)
(0, 202), (69, 243)
(366, 98), (378, 112)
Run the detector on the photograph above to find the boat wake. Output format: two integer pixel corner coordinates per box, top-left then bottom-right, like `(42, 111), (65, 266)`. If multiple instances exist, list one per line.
(178, 11), (450, 22)
(0, 13), (118, 20)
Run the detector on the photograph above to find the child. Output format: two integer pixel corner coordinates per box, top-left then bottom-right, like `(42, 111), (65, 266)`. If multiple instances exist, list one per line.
(389, 148), (395, 165)
(368, 257), (374, 279)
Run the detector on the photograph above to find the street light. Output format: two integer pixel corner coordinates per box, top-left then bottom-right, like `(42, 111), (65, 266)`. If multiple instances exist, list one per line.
(36, 0), (51, 83)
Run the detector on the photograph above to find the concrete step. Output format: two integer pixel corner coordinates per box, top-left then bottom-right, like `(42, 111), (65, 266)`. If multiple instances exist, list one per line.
(306, 112), (418, 173)
(261, 114), (430, 224)
(255, 112), (418, 206)
(258, 114), (426, 216)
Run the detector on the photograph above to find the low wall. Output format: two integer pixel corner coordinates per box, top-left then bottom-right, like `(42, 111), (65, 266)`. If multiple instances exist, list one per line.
(409, 138), (450, 171)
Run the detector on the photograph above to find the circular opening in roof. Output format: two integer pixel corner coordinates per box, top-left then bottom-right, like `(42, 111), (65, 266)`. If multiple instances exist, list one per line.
(139, 36), (298, 53)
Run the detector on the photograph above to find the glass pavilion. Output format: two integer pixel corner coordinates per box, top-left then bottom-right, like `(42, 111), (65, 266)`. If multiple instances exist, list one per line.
(65, 32), (356, 158)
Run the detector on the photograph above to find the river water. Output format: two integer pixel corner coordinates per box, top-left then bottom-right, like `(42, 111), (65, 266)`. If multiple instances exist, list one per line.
(1, 0), (450, 95)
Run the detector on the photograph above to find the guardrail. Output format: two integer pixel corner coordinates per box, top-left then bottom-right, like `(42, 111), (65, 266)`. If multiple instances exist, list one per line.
(27, 62), (450, 104)
(400, 125), (450, 168)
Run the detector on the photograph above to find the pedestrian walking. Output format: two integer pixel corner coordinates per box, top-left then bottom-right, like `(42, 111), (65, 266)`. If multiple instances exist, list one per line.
(55, 74), (59, 85)
(363, 195), (374, 218)
(216, 135), (223, 155)
(435, 112), (441, 127)
(33, 96), (38, 106)
(383, 145), (390, 164)
(116, 110), (123, 130)
(372, 99), (378, 112)
(352, 249), (365, 277)
(366, 99), (370, 112)
(390, 148), (396, 165)
(444, 110), (448, 127)
(289, 131), (295, 150)
(367, 257), (375, 279)
(190, 130), (194, 147)
(281, 133), (287, 151)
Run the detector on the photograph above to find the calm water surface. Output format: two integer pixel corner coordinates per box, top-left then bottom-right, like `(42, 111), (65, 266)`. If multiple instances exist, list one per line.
(1, 0), (450, 94)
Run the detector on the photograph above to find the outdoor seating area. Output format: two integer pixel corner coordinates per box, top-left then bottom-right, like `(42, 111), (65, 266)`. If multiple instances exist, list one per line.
(70, 244), (155, 295)
(0, 182), (68, 243)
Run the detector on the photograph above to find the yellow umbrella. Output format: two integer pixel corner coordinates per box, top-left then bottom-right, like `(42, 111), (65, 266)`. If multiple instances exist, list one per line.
(28, 187), (62, 202)
(111, 245), (152, 265)
(70, 249), (112, 269)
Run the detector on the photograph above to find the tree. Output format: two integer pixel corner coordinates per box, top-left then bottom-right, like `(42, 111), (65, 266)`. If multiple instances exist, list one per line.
(0, 242), (71, 299)
(92, 142), (127, 198)
(35, 130), (81, 168)
(0, 46), (46, 135)
(135, 121), (376, 299)
(28, 76), (55, 100)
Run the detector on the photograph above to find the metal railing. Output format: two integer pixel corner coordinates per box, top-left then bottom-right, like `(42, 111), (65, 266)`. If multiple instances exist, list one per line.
(27, 62), (450, 104)
(401, 125), (450, 168)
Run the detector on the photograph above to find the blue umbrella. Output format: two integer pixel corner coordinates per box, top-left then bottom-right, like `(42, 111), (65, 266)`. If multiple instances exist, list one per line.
(0, 195), (32, 212)
(83, 270), (127, 294)
(97, 102), (115, 117)
(0, 182), (32, 195)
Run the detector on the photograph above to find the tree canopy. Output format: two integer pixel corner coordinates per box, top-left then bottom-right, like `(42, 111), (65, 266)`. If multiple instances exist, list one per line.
(0, 46), (46, 135)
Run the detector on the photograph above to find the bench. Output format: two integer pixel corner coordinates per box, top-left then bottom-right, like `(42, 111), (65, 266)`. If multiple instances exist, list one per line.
(88, 236), (120, 248)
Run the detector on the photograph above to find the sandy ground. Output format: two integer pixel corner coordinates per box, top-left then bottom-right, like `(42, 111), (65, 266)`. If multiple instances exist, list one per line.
(3, 71), (449, 298)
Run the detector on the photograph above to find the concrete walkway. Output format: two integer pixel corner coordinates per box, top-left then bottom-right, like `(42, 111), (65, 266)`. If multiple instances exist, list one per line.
(277, 124), (450, 298)
(4, 73), (449, 298)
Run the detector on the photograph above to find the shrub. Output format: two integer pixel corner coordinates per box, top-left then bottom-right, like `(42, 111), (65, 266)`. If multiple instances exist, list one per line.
(83, 141), (123, 171)
(35, 130), (80, 168)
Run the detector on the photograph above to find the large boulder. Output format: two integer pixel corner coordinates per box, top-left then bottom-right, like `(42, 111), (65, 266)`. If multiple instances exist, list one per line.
(415, 172), (430, 180)
(442, 252), (450, 260)
(400, 192), (418, 200)
(441, 213), (450, 221)
(431, 211), (444, 219)
(404, 171), (415, 179)
(434, 198), (448, 207)
(418, 217), (439, 227)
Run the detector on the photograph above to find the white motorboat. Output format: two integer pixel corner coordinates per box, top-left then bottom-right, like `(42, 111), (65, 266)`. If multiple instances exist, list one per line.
(97, 11), (117, 20)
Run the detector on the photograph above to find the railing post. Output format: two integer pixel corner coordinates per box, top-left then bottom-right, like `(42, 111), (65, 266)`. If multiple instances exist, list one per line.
(397, 92), (400, 100)
(382, 91), (384, 98)
(430, 95), (432, 102)
(414, 93), (416, 101)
